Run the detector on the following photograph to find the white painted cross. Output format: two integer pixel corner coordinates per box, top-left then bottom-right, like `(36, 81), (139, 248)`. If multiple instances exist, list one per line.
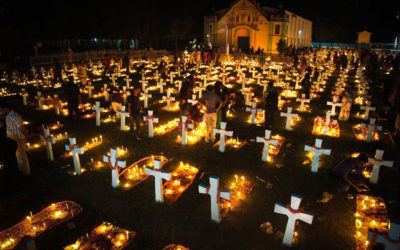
(368, 221), (400, 250)
(256, 130), (278, 162)
(92, 101), (104, 127)
(139, 79), (148, 90)
(103, 84), (109, 101)
(360, 102), (376, 120)
(242, 90), (254, 106)
(368, 149), (394, 184)
(280, 107), (299, 130)
(304, 138), (331, 172)
(327, 97), (342, 115)
(31, 66), (37, 78)
(199, 176), (231, 223)
(169, 71), (174, 83)
(176, 115), (194, 145)
(110, 74), (117, 86)
(195, 85), (206, 99)
(40, 127), (56, 161)
(125, 75), (132, 89)
(87, 85), (94, 99)
(65, 137), (84, 175)
(162, 89), (175, 111)
(246, 102), (262, 125)
(221, 72), (228, 85)
(213, 122), (233, 153)
(274, 194), (314, 246)
(21, 88), (28, 106)
(175, 80), (183, 92)
(249, 68), (257, 78)
(116, 105), (129, 131)
(296, 94), (310, 112)
(145, 159), (171, 202)
(144, 110), (159, 138)
(157, 78), (166, 94)
(259, 80), (269, 93)
(142, 89), (152, 109)
(323, 112), (332, 135)
(365, 118), (382, 142)
(255, 74), (263, 85)
(103, 148), (126, 188)
(122, 86), (130, 104)
(188, 94), (198, 106)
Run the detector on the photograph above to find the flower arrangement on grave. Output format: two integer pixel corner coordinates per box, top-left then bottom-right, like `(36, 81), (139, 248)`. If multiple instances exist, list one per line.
(220, 175), (252, 217)
(154, 118), (180, 136)
(163, 162), (199, 204)
(119, 155), (169, 190)
(0, 201), (82, 249)
(354, 195), (389, 250)
(64, 222), (135, 250)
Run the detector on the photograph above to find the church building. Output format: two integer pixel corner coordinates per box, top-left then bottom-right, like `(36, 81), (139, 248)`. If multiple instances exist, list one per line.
(204, 0), (312, 54)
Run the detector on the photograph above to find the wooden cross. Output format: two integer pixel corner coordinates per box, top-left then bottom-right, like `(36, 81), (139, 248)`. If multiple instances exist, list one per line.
(199, 176), (231, 223)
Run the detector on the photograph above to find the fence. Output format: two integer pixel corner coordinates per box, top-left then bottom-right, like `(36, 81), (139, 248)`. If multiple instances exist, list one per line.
(29, 49), (171, 66)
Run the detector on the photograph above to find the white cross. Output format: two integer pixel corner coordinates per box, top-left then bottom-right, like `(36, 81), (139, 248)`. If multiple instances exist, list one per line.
(87, 85), (94, 99)
(21, 89), (28, 106)
(221, 72), (228, 85)
(274, 194), (314, 246)
(195, 85), (206, 99)
(360, 103), (376, 120)
(327, 97), (342, 115)
(92, 101), (104, 127)
(295, 76), (301, 89)
(125, 75), (132, 89)
(53, 94), (61, 115)
(213, 122), (233, 153)
(103, 84), (109, 101)
(175, 80), (182, 91)
(242, 90), (254, 106)
(199, 176), (231, 223)
(256, 130), (278, 162)
(255, 74), (263, 85)
(365, 118), (382, 142)
(169, 71), (174, 83)
(145, 159), (171, 202)
(249, 68), (257, 78)
(143, 110), (159, 138)
(65, 137), (84, 175)
(368, 221), (400, 250)
(162, 89), (175, 111)
(176, 116), (194, 145)
(304, 138), (331, 172)
(246, 102), (262, 125)
(280, 107), (299, 130)
(157, 78), (166, 94)
(103, 148), (126, 188)
(259, 80), (269, 93)
(323, 112), (332, 135)
(110, 74), (117, 86)
(188, 94), (198, 106)
(31, 66), (37, 78)
(296, 94), (310, 112)
(368, 149), (394, 184)
(241, 74), (246, 91)
(139, 79), (148, 90)
(142, 89), (152, 109)
(116, 105), (129, 131)
(122, 86), (130, 104)
(40, 127), (56, 161)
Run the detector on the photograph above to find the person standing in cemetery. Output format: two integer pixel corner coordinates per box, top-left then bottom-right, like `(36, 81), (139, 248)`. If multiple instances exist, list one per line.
(338, 88), (353, 121)
(188, 102), (203, 126)
(0, 101), (30, 175)
(300, 71), (311, 99)
(199, 85), (222, 142)
(330, 153), (369, 192)
(179, 79), (194, 116)
(63, 76), (82, 123)
(53, 58), (62, 85)
(0, 117), (18, 175)
(77, 60), (88, 85)
(128, 86), (142, 140)
(263, 81), (279, 129)
(214, 81), (229, 126)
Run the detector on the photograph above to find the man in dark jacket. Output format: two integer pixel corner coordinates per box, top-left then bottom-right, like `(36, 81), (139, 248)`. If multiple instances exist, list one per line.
(263, 81), (279, 129)
(128, 86), (142, 140)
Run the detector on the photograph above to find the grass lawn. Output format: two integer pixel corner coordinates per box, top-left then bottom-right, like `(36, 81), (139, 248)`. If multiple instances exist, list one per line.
(0, 65), (399, 250)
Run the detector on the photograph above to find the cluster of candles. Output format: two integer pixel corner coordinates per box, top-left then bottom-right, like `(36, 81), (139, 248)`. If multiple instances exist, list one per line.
(223, 137), (246, 150)
(247, 110), (265, 125)
(0, 88), (17, 97)
(121, 156), (167, 189)
(102, 115), (116, 123)
(352, 124), (379, 141)
(280, 89), (298, 98)
(0, 201), (82, 249)
(153, 118), (180, 136)
(220, 175), (252, 216)
(26, 132), (69, 150)
(64, 136), (103, 158)
(354, 195), (389, 250)
(176, 122), (206, 144)
(47, 121), (63, 130)
(161, 102), (180, 112)
(312, 118), (340, 137)
(163, 162), (199, 204)
(91, 146), (128, 169)
(64, 222), (135, 250)
(267, 135), (285, 161)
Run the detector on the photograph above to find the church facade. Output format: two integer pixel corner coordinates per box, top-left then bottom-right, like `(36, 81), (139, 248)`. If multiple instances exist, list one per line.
(204, 0), (312, 54)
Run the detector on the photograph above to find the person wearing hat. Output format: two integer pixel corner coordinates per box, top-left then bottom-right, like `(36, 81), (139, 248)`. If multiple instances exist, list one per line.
(330, 154), (369, 192)
(263, 81), (279, 129)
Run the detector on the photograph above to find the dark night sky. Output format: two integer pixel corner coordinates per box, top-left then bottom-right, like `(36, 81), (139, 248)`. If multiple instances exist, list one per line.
(0, 0), (399, 54)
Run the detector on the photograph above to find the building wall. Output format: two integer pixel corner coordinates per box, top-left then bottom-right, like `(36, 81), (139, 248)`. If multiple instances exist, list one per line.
(286, 10), (312, 48)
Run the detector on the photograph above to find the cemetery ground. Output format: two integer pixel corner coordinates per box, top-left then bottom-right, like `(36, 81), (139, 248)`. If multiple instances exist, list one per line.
(0, 72), (399, 249)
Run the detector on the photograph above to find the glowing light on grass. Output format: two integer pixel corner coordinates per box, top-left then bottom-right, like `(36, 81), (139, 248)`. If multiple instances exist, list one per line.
(176, 122), (206, 145)
(220, 175), (252, 217)
(153, 118), (180, 136)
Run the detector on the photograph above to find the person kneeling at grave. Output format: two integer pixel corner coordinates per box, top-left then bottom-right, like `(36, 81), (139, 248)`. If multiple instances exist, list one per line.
(262, 81), (279, 129)
(330, 153), (369, 192)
